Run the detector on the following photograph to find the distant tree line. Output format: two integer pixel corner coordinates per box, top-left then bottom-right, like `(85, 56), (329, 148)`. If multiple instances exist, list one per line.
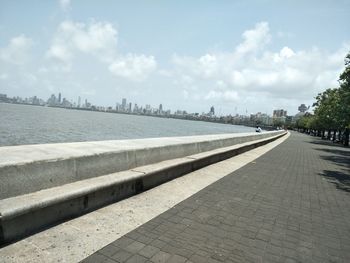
(295, 52), (350, 146)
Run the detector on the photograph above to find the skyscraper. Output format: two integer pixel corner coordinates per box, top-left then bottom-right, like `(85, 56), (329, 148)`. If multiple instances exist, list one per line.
(58, 93), (61, 104)
(209, 106), (215, 116)
(298, 104), (308, 113)
(122, 98), (127, 111)
(273, 109), (287, 117)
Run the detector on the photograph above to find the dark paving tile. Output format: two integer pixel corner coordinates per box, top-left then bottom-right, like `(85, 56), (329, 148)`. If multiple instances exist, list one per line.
(125, 254), (148, 263)
(150, 251), (172, 262)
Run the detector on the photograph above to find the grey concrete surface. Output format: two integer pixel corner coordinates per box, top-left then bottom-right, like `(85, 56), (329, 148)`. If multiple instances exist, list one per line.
(0, 132), (289, 263)
(0, 131), (284, 199)
(0, 132), (286, 244)
(82, 132), (350, 263)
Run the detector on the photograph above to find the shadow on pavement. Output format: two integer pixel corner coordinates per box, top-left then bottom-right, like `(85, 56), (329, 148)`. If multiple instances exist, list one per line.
(307, 137), (350, 192)
(314, 146), (350, 169)
(317, 148), (350, 156)
(319, 170), (350, 193)
(319, 154), (350, 169)
(310, 141), (350, 169)
(307, 139), (345, 147)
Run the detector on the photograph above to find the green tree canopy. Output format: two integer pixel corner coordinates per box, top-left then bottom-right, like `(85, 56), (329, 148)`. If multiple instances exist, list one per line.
(312, 52), (350, 130)
(338, 52), (350, 128)
(313, 88), (342, 130)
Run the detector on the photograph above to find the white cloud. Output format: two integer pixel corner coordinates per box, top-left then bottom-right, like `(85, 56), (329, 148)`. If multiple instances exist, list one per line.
(46, 44), (72, 63)
(46, 20), (118, 64)
(45, 19), (158, 81)
(172, 53), (220, 79)
(0, 35), (33, 65)
(205, 90), (239, 102)
(109, 54), (157, 81)
(59, 0), (71, 11)
(280, 46), (295, 58)
(235, 21), (271, 55)
(198, 54), (218, 77)
(171, 22), (348, 105)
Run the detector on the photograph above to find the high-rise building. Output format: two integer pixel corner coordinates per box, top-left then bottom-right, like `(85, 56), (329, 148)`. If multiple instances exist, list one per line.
(133, 103), (138, 113)
(0, 94), (7, 102)
(298, 104), (308, 113)
(273, 109), (287, 117)
(47, 94), (57, 106)
(128, 102), (132, 112)
(209, 106), (215, 116)
(58, 93), (61, 104)
(159, 104), (163, 114)
(122, 98), (127, 111)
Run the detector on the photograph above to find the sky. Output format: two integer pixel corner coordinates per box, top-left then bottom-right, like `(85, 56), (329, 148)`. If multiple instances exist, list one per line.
(0, 0), (349, 116)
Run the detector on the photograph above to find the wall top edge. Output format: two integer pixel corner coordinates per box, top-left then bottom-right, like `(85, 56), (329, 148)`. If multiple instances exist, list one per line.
(0, 131), (284, 167)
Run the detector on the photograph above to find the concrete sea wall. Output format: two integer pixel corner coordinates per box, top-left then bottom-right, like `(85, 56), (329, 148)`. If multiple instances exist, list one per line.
(0, 131), (286, 244)
(1, 131), (283, 199)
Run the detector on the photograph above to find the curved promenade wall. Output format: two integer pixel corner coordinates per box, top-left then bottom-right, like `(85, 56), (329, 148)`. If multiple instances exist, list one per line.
(0, 131), (284, 200)
(0, 131), (287, 244)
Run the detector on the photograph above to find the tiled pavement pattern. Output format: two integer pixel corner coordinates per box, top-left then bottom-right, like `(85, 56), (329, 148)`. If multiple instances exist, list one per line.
(81, 132), (350, 263)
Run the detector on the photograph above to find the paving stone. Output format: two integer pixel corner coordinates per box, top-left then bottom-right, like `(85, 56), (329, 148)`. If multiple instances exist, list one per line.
(111, 236), (135, 249)
(125, 254), (148, 263)
(82, 252), (112, 263)
(98, 245), (120, 258)
(167, 255), (187, 263)
(138, 245), (160, 259)
(150, 251), (172, 262)
(125, 241), (146, 254)
(110, 249), (133, 262)
(150, 239), (168, 249)
(189, 254), (207, 263)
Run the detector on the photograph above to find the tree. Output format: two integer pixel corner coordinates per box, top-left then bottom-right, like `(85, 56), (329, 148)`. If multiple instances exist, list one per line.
(338, 52), (350, 145)
(311, 52), (350, 145)
(339, 53), (350, 125)
(313, 88), (342, 132)
(295, 113), (313, 132)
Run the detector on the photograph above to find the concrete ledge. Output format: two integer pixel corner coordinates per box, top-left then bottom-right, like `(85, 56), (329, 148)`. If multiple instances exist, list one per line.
(0, 131), (283, 199)
(0, 132), (286, 245)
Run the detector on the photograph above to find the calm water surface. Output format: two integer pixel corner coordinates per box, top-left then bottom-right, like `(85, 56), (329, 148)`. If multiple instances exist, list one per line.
(0, 103), (254, 146)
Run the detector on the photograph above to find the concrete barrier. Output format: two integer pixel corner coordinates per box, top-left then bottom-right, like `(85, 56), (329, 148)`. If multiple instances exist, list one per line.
(0, 131), (286, 244)
(0, 131), (284, 199)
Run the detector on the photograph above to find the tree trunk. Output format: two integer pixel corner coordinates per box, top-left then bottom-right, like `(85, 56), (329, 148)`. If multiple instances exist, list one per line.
(327, 130), (331, 140)
(344, 128), (349, 147)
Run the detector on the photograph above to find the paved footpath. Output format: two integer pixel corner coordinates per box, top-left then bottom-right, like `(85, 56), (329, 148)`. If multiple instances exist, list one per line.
(81, 132), (350, 263)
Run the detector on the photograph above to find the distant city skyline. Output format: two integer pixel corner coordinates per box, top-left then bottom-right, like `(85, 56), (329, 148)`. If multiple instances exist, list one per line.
(3, 91), (310, 122)
(2, 91), (302, 128)
(0, 1), (349, 115)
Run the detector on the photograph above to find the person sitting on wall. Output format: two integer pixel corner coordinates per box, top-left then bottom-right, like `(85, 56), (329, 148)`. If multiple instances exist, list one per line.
(255, 126), (262, 133)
